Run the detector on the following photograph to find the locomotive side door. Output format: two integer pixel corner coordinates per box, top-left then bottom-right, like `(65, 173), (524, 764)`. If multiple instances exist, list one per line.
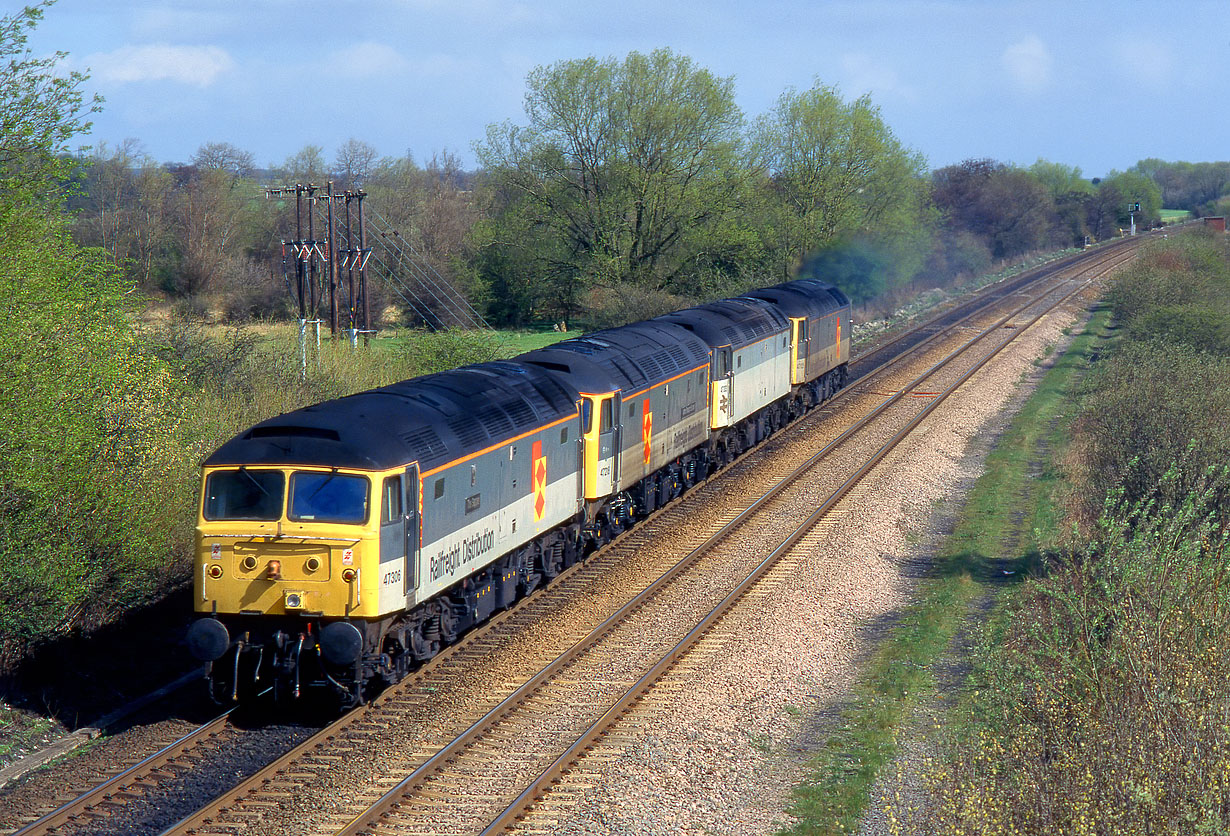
(403, 464), (419, 594)
(583, 392), (620, 498)
(791, 317), (809, 384)
(380, 465), (419, 601)
(597, 392), (620, 492)
(711, 346), (734, 427)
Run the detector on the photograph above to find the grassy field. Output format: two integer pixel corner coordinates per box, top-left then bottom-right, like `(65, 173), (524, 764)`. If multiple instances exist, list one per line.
(777, 308), (1111, 835)
(211, 323), (573, 362)
(1160, 208), (1193, 224)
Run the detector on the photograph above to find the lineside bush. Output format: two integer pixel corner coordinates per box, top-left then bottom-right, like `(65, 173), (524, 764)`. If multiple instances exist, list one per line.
(0, 209), (194, 669)
(912, 472), (1230, 835)
(891, 229), (1230, 834)
(1065, 229), (1230, 529)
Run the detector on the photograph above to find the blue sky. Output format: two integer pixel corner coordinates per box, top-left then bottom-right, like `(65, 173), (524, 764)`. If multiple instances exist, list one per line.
(22, 0), (1228, 179)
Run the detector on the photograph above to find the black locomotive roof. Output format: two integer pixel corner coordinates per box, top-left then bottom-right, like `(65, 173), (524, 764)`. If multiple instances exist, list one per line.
(204, 360), (579, 472)
(518, 320), (710, 394)
(655, 298), (788, 351)
(742, 279), (850, 317)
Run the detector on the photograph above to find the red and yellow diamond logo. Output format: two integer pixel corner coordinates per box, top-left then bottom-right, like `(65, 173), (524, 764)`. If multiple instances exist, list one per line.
(641, 398), (652, 466)
(532, 440), (547, 521)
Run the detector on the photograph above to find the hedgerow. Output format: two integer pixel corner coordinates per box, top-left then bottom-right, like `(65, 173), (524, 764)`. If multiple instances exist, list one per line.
(893, 229), (1230, 834)
(0, 208), (194, 668)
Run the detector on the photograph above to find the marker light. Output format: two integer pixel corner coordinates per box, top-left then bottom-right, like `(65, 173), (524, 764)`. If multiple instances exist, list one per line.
(341, 568), (357, 583)
(207, 564), (224, 579)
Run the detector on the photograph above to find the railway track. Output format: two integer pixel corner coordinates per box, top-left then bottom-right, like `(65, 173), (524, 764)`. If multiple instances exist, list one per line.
(6, 709), (238, 836)
(4, 240), (1136, 836)
(144, 243), (1136, 836)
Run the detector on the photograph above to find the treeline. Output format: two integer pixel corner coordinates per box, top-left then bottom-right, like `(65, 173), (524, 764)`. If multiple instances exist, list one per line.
(64, 48), (1213, 330)
(917, 229), (1230, 833)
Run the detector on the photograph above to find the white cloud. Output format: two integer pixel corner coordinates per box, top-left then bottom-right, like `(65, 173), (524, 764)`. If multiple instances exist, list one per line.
(87, 44), (235, 87)
(1001, 35), (1052, 94)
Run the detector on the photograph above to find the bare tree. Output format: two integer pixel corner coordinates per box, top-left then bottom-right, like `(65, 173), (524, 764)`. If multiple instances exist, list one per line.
(278, 144), (327, 184)
(333, 138), (378, 190)
(192, 141), (256, 178)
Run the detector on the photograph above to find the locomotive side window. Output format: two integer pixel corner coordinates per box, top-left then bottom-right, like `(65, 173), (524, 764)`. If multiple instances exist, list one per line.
(581, 399), (593, 433)
(599, 398), (613, 432)
(560, 427), (568, 444)
(204, 469), (284, 521)
(288, 471), (369, 524)
(381, 475), (402, 525)
(434, 478), (445, 499)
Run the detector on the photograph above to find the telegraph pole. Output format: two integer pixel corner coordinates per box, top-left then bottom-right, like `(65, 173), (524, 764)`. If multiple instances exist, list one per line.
(326, 181), (338, 334)
(267, 183), (327, 376)
(268, 182), (370, 348)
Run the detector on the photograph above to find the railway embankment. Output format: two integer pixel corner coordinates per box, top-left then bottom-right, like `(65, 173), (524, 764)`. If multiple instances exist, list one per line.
(846, 228), (1230, 836)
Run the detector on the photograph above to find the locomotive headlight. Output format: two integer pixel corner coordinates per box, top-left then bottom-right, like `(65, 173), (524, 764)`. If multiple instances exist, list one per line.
(241, 555), (257, 571)
(305, 556), (321, 573)
(207, 564), (224, 579)
(284, 590), (305, 609)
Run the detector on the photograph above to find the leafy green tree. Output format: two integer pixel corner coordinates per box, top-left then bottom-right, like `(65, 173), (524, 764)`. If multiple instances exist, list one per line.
(1029, 159), (1095, 247)
(1028, 158), (1092, 200)
(1100, 169), (1162, 227)
(1130, 158), (1230, 214)
(752, 83), (930, 282)
(278, 143), (328, 184)
(0, 3), (195, 666)
(932, 159), (1058, 259)
(475, 48), (749, 304)
(0, 1), (99, 207)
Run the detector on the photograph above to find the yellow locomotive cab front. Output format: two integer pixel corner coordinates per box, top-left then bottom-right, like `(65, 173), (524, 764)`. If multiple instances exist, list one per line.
(195, 465), (380, 621)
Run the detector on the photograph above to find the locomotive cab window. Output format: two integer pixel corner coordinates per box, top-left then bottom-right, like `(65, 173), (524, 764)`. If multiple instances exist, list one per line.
(381, 475), (402, 525)
(599, 398), (613, 432)
(203, 469), (284, 521)
(289, 471), (369, 524)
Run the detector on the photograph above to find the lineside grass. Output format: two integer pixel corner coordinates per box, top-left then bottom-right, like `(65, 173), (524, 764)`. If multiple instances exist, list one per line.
(777, 307), (1113, 835)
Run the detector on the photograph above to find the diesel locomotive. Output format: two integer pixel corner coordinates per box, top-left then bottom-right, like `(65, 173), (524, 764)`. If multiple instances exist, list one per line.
(186, 278), (851, 705)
